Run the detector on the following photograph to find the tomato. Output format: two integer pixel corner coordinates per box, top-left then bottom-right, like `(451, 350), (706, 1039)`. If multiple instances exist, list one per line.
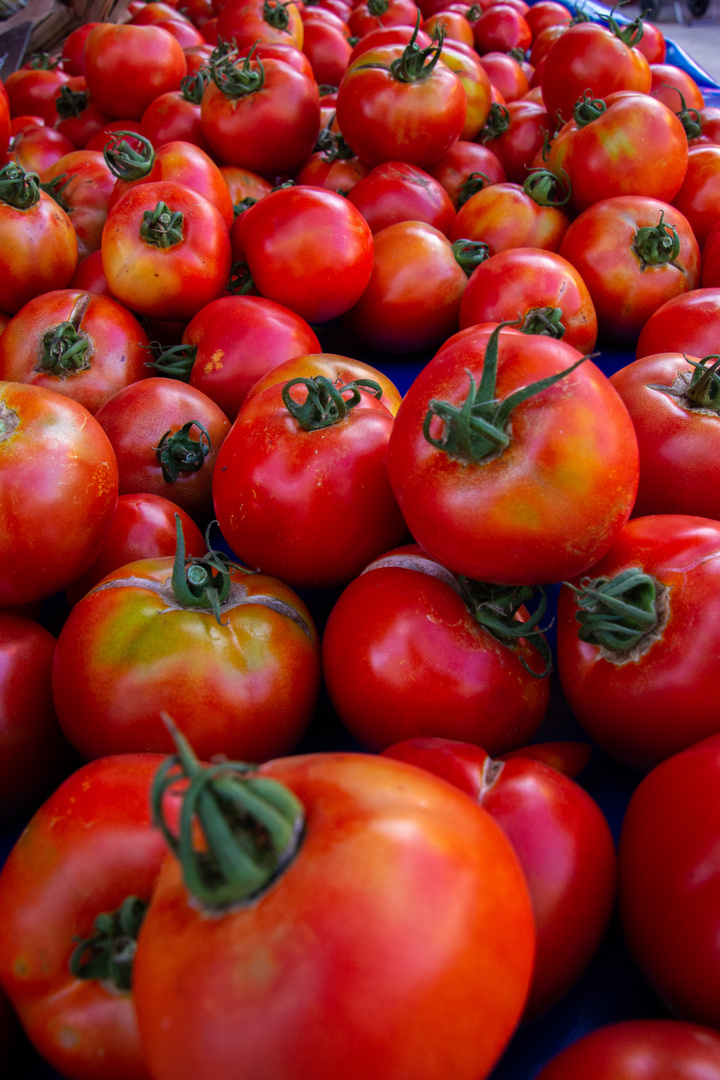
(476, 51), (529, 102)
(702, 218), (720, 286)
(471, 3), (531, 54)
(301, 16), (353, 86)
(547, 91), (689, 215)
(0, 611), (75, 821)
(215, 0), (305, 50)
(558, 196), (700, 344)
(341, 220), (470, 352)
(347, 0), (420, 38)
(219, 164), (272, 208)
(382, 736), (616, 1019)
(213, 370), (406, 587)
(0, 162), (78, 315)
(51, 533), (321, 761)
(6, 123), (76, 175)
(293, 140), (370, 195)
(101, 180), (232, 321)
(60, 22), (102, 76)
(347, 22), (433, 62)
(3, 59), (70, 119)
(650, 62), (704, 111)
(200, 50), (320, 176)
(322, 545), (551, 752)
(94, 376), (230, 525)
(439, 38), (493, 140)
(609, 352), (720, 520)
(427, 138), (507, 208)
(0, 290), (151, 415)
(636, 20), (666, 64)
(619, 735), (720, 1026)
(478, 99), (551, 186)
(83, 23), (188, 119)
(0, 91), (8, 162)
(41, 149), (117, 261)
(541, 21), (651, 125)
(386, 325), (639, 585)
(335, 34), (467, 168)
(243, 352), (403, 413)
(556, 516), (720, 770)
(139, 74), (214, 154)
(535, 1020), (720, 1080)
(232, 185), (374, 323)
(449, 174), (571, 256)
(523, 0), (571, 39)
(0, 754), (171, 1080)
(424, 9), (475, 49)
(43, 77), (112, 150)
(346, 160), (456, 236)
(65, 492), (206, 604)
(636, 287), (720, 359)
(132, 746), (535, 1080)
(0, 381), (118, 606)
(671, 144), (720, 249)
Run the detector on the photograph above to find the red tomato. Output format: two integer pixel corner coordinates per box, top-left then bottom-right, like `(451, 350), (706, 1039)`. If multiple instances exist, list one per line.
(650, 62), (704, 111)
(0, 382), (118, 605)
(382, 736), (616, 1019)
(322, 546), (551, 753)
(458, 247), (598, 355)
(84, 23), (188, 119)
(557, 516), (720, 770)
(243, 352), (403, 414)
(0, 289), (151, 415)
(213, 371), (406, 587)
(0, 753), (171, 1080)
(139, 76), (213, 152)
(94, 376), (230, 524)
(535, 1020), (720, 1080)
(439, 38), (493, 140)
(232, 185), (374, 323)
(101, 180), (232, 321)
(702, 218), (720, 286)
(347, 0), (420, 37)
(215, 0), (305, 50)
(132, 748), (535, 1080)
(341, 220), (469, 352)
(671, 144), (720, 249)
(620, 736), (720, 1026)
(636, 287), (720, 359)
(610, 352), (720, 520)
(523, 0), (571, 39)
(346, 160), (456, 235)
(3, 60), (70, 119)
(449, 175), (571, 256)
(427, 138), (507, 208)
(300, 16), (353, 86)
(65, 491), (206, 604)
(472, 3), (531, 54)
(558, 196), (701, 344)
(6, 123), (76, 175)
(41, 149), (117, 261)
(60, 21), (102, 76)
(478, 99), (551, 186)
(51, 541), (320, 761)
(386, 326), (639, 585)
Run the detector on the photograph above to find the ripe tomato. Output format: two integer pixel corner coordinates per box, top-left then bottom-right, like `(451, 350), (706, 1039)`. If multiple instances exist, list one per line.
(636, 287), (720, 359)
(133, 747), (536, 1080)
(427, 138), (507, 208)
(0, 381), (118, 605)
(83, 23), (188, 119)
(671, 144), (720, 248)
(449, 175), (571, 256)
(478, 99), (551, 186)
(215, 0), (305, 50)
(243, 353), (403, 413)
(386, 325), (639, 585)
(322, 545), (551, 753)
(52, 531), (320, 762)
(557, 516), (720, 770)
(213, 371), (406, 587)
(346, 160), (456, 236)
(619, 736), (720, 1027)
(0, 754), (171, 1080)
(41, 149), (117, 261)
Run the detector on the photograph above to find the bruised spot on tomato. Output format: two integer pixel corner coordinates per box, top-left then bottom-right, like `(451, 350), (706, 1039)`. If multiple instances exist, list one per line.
(93, 461), (116, 498)
(57, 1027), (80, 1049)
(203, 349), (224, 374)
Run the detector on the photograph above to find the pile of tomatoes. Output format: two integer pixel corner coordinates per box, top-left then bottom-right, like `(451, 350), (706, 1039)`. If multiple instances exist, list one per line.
(2, 0), (720, 1076)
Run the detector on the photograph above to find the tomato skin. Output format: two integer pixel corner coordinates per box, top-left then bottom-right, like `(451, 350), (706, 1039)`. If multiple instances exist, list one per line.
(386, 335), (639, 585)
(0, 289), (151, 415)
(558, 196), (701, 344)
(52, 557), (320, 761)
(458, 248), (598, 356)
(213, 379), (406, 588)
(0, 188), (78, 317)
(557, 516), (720, 770)
(535, 1020), (720, 1080)
(636, 287), (720, 359)
(233, 185), (374, 324)
(619, 736), (720, 1027)
(101, 180), (232, 322)
(84, 23), (188, 119)
(671, 145), (720, 249)
(133, 752), (535, 1080)
(382, 736), (617, 1020)
(341, 220), (468, 353)
(183, 294), (321, 420)
(322, 546), (550, 754)
(609, 352), (720, 520)
(0, 382), (119, 606)
(0, 754), (170, 1080)
(94, 377), (230, 525)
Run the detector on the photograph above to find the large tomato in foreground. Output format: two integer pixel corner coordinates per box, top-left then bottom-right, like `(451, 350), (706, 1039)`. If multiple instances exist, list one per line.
(386, 325), (639, 585)
(0, 381), (118, 605)
(133, 741), (536, 1080)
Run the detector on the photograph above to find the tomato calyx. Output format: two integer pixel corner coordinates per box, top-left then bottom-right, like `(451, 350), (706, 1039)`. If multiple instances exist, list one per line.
(354, 16), (445, 84)
(524, 167), (571, 208)
(572, 90), (606, 128)
(210, 44), (265, 99)
(171, 515), (236, 617)
(104, 130), (154, 181)
(602, 5), (644, 46)
(458, 171), (489, 208)
(367, 0), (389, 13)
(566, 567), (668, 659)
(233, 197), (258, 217)
(282, 375), (383, 430)
(0, 161), (41, 210)
(226, 260), (257, 294)
(36, 293), (93, 378)
(632, 212), (681, 270)
(423, 321), (586, 463)
(148, 342), (197, 380)
(452, 238), (491, 276)
(151, 713), (305, 910)
(479, 102), (510, 143)
(69, 895), (148, 993)
(53, 84), (89, 119)
(40, 172), (75, 213)
(648, 354), (720, 414)
(314, 119), (355, 161)
(155, 419), (212, 482)
(519, 306), (566, 340)
(140, 200), (184, 248)
(458, 578), (554, 677)
(262, 0), (292, 30)
(181, 69), (211, 104)
(667, 85), (703, 140)
(27, 51), (62, 70)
